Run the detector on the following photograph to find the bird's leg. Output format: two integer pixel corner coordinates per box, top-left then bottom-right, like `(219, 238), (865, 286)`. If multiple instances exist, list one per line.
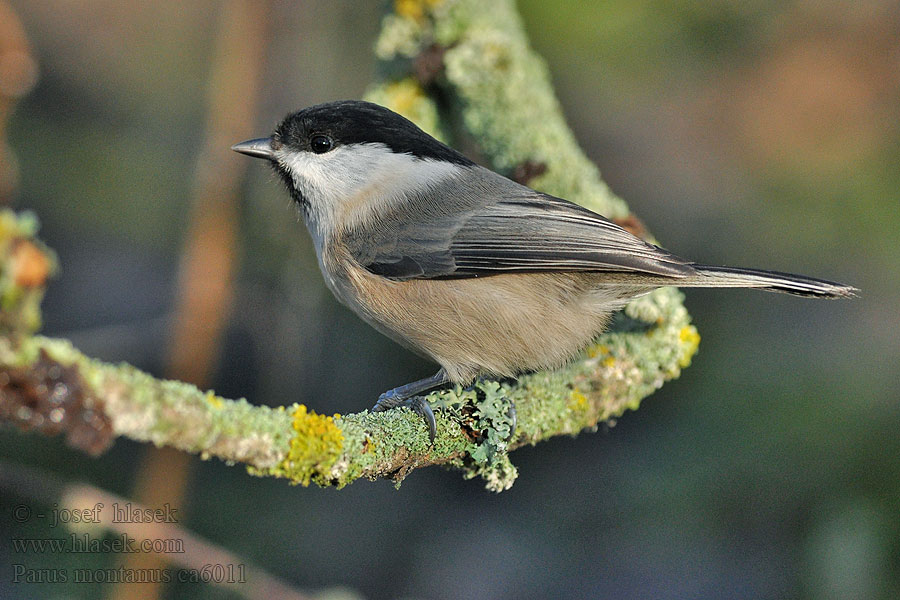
(372, 369), (450, 443)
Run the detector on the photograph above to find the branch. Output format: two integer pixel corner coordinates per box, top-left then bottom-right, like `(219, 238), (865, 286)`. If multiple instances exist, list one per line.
(0, 0), (699, 491)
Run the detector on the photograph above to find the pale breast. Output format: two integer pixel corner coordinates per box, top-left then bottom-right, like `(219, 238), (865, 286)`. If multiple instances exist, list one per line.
(321, 243), (628, 383)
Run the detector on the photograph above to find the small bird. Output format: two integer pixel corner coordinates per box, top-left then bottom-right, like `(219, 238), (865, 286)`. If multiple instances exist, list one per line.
(233, 100), (855, 441)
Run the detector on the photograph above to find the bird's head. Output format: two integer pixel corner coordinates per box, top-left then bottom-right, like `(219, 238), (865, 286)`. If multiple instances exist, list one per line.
(232, 100), (473, 244)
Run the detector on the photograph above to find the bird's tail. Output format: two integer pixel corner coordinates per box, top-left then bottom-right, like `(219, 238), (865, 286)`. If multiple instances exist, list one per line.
(681, 264), (857, 299)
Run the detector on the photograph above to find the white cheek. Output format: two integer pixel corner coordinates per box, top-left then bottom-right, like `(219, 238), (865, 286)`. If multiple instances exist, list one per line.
(277, 149), (364, 208)
(276, 143), (465, 242)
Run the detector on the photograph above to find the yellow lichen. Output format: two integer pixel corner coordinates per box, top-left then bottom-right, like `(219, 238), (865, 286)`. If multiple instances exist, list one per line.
(367, 79), (447, 141)
(383, 79), (425, 116)
(678, 325), (701, 368)
(395, 0), (443, 20)
(586, 344), (609, 359)
(0, 211), (20, 244)
(281, 404), (344, 486)
(205, 392), (223, 409)
(567, 390), (588, 412)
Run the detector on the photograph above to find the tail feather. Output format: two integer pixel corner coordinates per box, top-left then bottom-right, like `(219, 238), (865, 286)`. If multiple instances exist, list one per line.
(685, 264), (857, 299)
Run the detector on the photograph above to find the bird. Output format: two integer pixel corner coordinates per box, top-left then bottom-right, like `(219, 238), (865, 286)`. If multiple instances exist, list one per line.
(232, 100), (856, 442)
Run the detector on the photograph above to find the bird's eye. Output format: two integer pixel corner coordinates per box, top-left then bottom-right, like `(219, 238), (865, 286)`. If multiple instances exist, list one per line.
(310, 134), (334, 154)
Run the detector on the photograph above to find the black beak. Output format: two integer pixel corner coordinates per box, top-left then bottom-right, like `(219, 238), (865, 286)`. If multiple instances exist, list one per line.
(231, 137), (275, 159)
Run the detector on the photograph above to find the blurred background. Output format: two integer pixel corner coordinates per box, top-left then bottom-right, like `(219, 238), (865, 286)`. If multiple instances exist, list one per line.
(1, 1), (898, 598)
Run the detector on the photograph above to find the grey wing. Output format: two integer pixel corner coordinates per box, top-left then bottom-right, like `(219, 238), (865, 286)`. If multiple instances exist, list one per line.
(346, 168), (696, 280)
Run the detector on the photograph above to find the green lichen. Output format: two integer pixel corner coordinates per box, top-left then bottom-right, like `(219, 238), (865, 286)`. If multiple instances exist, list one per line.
(469, 381), (514, 462)
(375, 13), (428, 59)
(464, 452), (518, 492)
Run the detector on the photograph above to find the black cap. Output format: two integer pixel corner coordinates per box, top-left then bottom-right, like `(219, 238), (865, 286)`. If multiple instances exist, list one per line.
(273, 100), (475, 166)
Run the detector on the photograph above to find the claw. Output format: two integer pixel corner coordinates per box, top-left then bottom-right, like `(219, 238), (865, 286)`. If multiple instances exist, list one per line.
(409, 396), (436, 444)
(372, 394), (436, 444)
(372, 370), (448, 444)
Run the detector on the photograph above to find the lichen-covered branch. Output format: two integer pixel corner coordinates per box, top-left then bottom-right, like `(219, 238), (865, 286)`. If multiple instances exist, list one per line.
(0, 0), (700, 491)
(368, 0), (630, 219)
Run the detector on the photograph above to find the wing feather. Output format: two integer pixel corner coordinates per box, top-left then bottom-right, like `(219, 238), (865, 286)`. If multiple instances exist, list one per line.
(345, 167), (695, 280)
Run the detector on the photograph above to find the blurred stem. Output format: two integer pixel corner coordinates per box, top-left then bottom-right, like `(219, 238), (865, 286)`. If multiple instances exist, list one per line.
(0, 1), (39, 203)
(165, 0), (270, 387)
(116, 2), (272, 600)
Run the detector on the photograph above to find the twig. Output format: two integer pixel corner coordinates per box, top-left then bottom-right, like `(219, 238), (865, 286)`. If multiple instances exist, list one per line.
(0, 225), (696, 491)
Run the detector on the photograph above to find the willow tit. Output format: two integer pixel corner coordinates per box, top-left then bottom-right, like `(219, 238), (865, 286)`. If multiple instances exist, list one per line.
(233, 100), (855, 441)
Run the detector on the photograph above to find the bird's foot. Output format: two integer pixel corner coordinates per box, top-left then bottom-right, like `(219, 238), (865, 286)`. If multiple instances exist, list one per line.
(372, 392), (436, 444)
